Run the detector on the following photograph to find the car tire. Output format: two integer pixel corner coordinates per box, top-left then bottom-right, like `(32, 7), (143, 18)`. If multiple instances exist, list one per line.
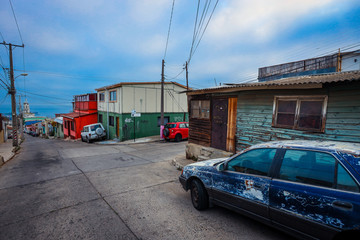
(81, 136), (85, 142)
(96, 128), (104, 136)
(190, 179), (209, 210)
(86, 137), (91, 143)
(175, 134), (182, 142)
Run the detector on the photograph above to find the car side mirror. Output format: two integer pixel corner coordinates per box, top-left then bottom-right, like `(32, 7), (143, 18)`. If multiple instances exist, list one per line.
(216, 162), (225, 172)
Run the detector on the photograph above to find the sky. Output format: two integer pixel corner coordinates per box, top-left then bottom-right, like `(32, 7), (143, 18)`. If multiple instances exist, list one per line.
(0, 0), (359, 117)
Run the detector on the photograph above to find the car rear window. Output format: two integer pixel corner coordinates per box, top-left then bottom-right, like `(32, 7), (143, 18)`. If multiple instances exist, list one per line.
(165, 124), (176, 128)
(90, 124), (101, 131)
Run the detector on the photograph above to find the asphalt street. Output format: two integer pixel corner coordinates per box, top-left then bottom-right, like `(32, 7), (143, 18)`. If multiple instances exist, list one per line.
(0, 135), (291, 240)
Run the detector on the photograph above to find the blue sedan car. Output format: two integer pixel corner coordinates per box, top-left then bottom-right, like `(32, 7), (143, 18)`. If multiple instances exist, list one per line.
(179, 141), (360, 240)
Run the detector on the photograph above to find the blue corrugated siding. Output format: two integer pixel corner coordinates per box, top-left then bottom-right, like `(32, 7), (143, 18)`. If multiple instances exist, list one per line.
(236, 82), (360, 151)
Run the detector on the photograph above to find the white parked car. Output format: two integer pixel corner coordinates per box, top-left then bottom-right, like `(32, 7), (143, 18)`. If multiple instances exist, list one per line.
(81, 123), (106, 143)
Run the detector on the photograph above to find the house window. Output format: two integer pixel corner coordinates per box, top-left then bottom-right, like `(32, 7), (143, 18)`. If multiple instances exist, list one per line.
(71, 121), (75, 131)
(157, 116), (170, 127)
(99, 114), (103, 123)
(110, 91), (117, 102)
(99, 92), (105, 102)
(190, 100), (210, 119)
(272, 96), (327, 132)
(109, 116), (114, 126)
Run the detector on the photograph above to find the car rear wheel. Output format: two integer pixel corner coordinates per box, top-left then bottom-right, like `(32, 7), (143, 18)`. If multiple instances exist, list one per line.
(81, 136), (85, 142)
(86, 137), (91, 143)
(175, 134), (182, 142)
(190, 179), (209, 210)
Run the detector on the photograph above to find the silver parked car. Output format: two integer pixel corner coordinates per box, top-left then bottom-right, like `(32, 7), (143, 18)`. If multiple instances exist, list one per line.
(81, 123), (106, 143)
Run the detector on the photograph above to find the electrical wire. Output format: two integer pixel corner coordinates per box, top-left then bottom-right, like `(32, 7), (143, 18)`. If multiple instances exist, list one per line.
(8, 0), (24, 44)
(188, 0), (219, 64)
(18, 90), (72, 101)
(164, 83), (185, 112)
(0, 93), (9, 105)
(163, 0), (176, 60)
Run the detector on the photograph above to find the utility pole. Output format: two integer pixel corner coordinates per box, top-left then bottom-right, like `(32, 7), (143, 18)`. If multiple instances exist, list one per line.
(185, 61), (189, 90)
(0, 42), (24, 147)
(160, 59), (165, 138)
(18, 95), (24, 140)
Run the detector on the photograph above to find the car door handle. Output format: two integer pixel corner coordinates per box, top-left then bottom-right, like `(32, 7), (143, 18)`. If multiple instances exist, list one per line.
(332, 200), (353, 210)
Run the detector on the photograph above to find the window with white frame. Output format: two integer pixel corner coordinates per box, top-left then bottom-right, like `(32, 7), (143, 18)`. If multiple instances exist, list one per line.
(272, 95), (328, 132)
(109, 90), (117, 102)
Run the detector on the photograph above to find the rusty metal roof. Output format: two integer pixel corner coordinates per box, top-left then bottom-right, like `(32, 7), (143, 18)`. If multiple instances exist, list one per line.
(61, 112), (97, 120)
(188, 70), (360, 95)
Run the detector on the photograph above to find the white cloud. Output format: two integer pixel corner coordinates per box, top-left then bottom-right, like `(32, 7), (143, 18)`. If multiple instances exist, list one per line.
(208, 0), (336, 44)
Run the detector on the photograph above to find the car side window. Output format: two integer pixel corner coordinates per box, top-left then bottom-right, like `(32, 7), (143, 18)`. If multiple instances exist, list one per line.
(337, 164), (359, 192)
(179, 123), (185, 128)
(279, 150), (335, 188)
(226, 148), (277, 176)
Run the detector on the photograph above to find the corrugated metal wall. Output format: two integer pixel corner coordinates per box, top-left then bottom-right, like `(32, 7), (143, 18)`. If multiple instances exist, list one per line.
(236, 82), (360, 151)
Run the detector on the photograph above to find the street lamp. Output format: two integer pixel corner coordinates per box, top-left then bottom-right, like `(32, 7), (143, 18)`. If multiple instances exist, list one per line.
(15, 73), (28, 79)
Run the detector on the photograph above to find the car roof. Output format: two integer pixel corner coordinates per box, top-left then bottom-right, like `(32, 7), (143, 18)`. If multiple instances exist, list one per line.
(84, 123), (101, 127)
(249, 140), (360, 156)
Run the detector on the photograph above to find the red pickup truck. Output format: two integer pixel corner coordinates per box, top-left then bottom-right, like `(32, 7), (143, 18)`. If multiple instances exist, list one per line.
(163, 122), (189, 142)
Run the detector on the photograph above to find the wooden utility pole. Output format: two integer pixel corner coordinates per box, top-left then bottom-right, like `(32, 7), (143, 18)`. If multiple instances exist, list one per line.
(18, 95), (24, 140)
(160, 59), (165, 138)
(185, 61), (189, 90)
(0, 42), (24, 146)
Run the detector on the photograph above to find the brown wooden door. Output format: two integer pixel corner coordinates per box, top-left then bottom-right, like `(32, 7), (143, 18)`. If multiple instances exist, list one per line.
(116, 117), (119, 137)
(211, 98), (228, 151)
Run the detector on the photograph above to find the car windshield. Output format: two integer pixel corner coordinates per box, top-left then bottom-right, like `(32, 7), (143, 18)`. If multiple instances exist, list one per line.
(90, 125), (101, 131)
(165, 124), (176, 128)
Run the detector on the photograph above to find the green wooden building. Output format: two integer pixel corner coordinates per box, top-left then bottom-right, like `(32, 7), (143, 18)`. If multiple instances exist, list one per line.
(187, 71), (360, 153)
(95, 82), (188, 141)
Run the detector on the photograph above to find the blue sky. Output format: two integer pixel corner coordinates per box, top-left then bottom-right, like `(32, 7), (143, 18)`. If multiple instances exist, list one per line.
(0, 0), (359, 117)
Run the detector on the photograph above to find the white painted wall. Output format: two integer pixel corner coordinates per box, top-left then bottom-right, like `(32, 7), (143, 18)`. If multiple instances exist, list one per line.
(97, 83), (188, 114)
(342, 53), (360, 72)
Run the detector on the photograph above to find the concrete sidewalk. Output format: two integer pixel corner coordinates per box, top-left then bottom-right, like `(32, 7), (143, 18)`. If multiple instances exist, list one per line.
(95, 135), (163, 145)
(0, 140), (17, 166)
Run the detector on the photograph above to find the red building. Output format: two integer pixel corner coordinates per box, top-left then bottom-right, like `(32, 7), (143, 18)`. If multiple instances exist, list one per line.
(62, 93), (98, 139)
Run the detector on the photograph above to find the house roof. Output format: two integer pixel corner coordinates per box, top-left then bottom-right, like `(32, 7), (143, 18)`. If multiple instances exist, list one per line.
(95, 81), (189, 91)
(187, 70), (360, 95)
(61, 112), (97, 120)
(54, 117), (63, 124)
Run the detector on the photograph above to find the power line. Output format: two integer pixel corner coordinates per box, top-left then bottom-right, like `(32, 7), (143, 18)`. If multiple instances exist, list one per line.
(18, 90), (72, 101)
(0, 93), (9, 106)
(8, 0), (24, 44)
(163, 0), (176, 60)
(188, 0), (219, 64)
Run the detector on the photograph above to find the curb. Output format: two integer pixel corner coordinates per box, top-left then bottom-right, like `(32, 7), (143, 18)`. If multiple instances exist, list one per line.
(171, 155), (196, 171)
